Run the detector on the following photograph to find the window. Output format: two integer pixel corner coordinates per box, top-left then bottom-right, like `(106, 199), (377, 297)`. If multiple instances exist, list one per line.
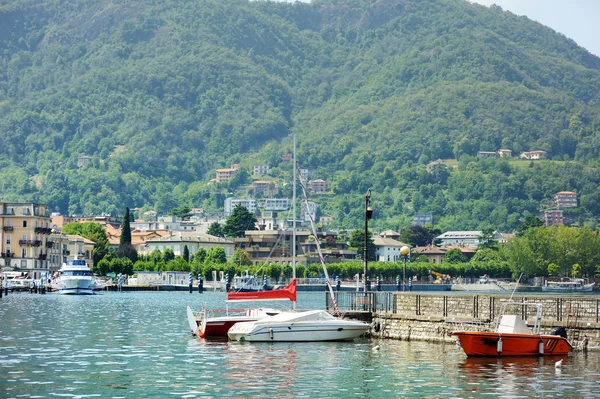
(21, 259), (27, 267)
(22, 248), (26, 257)
(6, 235), (10, 244)
(6, 220), (11, 227)
(22, 220), (27, 228)
(22, 234), (27, 241)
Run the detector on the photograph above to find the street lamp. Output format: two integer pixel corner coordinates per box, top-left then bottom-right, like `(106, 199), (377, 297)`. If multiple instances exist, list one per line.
(400, 246), (410, 292)
(364, 188), (373, 292)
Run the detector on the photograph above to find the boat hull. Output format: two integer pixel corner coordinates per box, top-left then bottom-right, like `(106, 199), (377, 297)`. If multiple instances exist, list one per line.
(200, 317), (260, 338)
(228, 321), (370, 342)
(56, 277), (95, 295)
(453, 331), (572, 357)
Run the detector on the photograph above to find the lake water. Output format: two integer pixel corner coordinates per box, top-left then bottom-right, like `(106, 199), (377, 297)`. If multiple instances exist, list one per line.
(1, 291), (600, 398)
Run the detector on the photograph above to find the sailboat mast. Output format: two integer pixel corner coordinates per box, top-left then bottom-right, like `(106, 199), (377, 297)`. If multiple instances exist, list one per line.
(292, 131), (297, 311)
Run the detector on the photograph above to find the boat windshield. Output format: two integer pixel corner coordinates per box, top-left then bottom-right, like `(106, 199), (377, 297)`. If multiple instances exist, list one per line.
(61, 270), (92, 277)
(66, 260), (88, 266)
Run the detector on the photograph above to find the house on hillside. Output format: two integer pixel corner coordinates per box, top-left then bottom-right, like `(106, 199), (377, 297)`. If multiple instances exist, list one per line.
(554, 191), (577, 208)
(497, 149), (512, 158)
(520, 150), (547, 160)
(477, 151), (497, 158)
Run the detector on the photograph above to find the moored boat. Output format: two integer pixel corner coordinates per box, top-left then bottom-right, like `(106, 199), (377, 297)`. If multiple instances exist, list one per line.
(54, 259), (96, 295)
(227, 309), (371, 342)
(542, 278), (594, 292)
(452, 301), (573, 357)
(187, 279), (297, 338)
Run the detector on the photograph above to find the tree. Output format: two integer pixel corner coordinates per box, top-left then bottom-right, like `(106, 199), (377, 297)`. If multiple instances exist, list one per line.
(516, 215), (544, 236)
(183, 245), (190, 262)
(223, 205), (257, 237)
(478, 228), (498, 250)
(348, 229), (376, 261)
(444, 248), (466, 263)
(170, 206), (191, 219)
(163, 248), (175, 262)
(205, 247), (227, 264)
(119, 207), (132, 246)
(231, 248), (252, 266)
(207, 222), (224, 237)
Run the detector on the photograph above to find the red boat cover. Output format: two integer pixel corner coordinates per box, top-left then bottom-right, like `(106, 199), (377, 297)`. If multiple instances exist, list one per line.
(227, 279), (297, 302)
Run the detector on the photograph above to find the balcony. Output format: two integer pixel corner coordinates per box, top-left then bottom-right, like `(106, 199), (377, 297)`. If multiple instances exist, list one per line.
(62, 250), (70, 255)
(19, 239), (42, 247)
(2, 226), (13, 232)
(38, 254), (47, 260)
(34, 227), (52, 234)
(46, 241), (54, 248)
(1, 252), (14, 258)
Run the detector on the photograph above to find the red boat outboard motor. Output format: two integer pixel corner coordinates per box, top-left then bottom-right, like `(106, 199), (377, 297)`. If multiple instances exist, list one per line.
(551, 326), (567, 339)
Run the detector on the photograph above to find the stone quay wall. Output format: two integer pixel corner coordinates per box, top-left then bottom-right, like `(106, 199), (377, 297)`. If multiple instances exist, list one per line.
(332, 292), (600, 350)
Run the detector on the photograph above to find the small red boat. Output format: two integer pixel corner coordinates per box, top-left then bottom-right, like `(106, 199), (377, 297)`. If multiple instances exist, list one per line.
(453, 302), (573, 357)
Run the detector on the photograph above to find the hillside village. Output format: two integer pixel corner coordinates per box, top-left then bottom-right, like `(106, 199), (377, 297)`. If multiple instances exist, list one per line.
(0, 185), (579, 281)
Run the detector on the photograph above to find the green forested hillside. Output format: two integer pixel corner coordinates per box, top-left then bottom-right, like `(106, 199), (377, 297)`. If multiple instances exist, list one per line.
(1, 0), (600, 231)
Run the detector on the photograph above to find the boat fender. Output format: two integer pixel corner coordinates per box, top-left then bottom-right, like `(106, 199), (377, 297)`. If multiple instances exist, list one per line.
(269, 328), (273, 339)
(538, 340), (544, 355)
(497, 337), (503, 354)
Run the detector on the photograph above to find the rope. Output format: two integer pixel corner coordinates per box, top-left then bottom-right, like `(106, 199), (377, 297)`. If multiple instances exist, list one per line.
(297, 169), (340, 316)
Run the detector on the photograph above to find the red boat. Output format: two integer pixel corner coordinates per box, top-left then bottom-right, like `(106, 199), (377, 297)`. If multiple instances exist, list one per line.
(187, 279), (297, 338)
(452, 302), (573, 357)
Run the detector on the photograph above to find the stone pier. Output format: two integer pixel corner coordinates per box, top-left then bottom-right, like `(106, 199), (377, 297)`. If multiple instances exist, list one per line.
(331, 291), (600, 350)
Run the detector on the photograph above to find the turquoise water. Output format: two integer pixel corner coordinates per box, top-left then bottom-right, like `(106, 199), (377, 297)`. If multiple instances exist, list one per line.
(1, 291), (600, 398)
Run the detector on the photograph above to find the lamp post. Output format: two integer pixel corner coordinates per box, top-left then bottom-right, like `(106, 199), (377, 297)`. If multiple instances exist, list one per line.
(400, 246), (410, 292)
(363, 189), (373, 292)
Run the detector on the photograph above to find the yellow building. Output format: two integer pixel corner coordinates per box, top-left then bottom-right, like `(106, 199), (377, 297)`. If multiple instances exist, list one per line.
(0, 202), (52, 279)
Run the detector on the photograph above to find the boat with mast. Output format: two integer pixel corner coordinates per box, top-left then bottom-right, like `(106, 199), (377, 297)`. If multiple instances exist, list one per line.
(227, 132), (370, 342)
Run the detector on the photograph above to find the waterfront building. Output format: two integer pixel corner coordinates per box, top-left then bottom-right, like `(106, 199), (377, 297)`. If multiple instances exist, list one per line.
(47, 233), (96, 271)
(0, 202), (53, 279)
(373, 236), (410, 262)
(141, 231), (235, 260)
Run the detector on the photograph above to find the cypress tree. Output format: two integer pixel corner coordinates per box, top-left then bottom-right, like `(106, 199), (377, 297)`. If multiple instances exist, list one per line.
(120, 207), (132, 245)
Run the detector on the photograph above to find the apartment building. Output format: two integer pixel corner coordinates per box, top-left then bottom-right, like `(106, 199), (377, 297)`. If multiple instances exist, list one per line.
(0, 202), (52, 279)
(554, 191), (577, 208)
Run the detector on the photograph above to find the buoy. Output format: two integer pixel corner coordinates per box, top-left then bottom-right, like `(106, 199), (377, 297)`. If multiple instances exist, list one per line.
(372, 345), (380, 351)
(555, 359), (563, 368)
(538, 340), (544, 355)
(497, 337), (503, 354)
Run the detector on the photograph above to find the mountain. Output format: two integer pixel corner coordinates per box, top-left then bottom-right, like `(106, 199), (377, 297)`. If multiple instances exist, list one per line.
(1, 0), (600, 231)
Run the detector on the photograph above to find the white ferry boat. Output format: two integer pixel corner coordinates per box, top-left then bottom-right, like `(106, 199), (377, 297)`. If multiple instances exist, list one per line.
(542, 278), (594, 293)
(55, 259), (95, 295)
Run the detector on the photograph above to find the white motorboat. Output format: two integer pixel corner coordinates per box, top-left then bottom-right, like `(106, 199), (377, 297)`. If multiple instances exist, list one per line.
(54, 259), (95, 295)
(227, 309), (370, 342)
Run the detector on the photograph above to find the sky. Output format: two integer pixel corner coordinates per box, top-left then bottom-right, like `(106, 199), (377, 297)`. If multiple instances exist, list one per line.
(470, 0), (600, 57)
